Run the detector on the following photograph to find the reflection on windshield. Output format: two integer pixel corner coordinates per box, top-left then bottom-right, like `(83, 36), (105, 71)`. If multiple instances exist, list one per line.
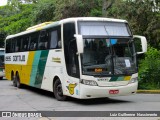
(82, 38), (137, 76)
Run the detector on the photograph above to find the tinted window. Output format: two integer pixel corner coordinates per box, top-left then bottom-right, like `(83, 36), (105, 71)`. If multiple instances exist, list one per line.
(29, 32), (39, 51)
(63, 22), (80, 78)
(21, 37), (30, 51)
(6, 39), (12, 53)
(15, 37), (21, 52)
(11, 39), (16, 52)
(49, 26), (61, 49)
(6, 26), (61, 52)
(38, 30), (49, 50)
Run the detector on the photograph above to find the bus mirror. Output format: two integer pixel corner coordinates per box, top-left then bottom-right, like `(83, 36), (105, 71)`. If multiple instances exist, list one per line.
(133, 35), (147, 54)
(74, 34), (84, 54)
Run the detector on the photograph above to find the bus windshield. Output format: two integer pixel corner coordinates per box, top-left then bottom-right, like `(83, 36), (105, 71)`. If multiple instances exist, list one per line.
(81, 38), (137, 76)
(78, 21), (131, 37)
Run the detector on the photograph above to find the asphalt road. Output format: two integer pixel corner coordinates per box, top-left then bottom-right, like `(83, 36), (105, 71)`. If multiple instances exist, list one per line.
(0, 79), (160, 120)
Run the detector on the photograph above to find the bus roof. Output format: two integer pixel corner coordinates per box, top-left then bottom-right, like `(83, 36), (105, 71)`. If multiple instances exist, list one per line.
(6, 17), (128, 40)
(60, 17), (127, 23)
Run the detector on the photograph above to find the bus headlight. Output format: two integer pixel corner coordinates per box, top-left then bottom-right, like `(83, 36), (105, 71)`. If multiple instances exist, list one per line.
(81, 80), (98, 86)
(129, 77), (138, 84)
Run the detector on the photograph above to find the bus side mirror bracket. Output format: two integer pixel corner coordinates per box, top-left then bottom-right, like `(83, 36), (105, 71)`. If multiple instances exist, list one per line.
(74, 34), (84, 54)
(133, 35), (147, 54)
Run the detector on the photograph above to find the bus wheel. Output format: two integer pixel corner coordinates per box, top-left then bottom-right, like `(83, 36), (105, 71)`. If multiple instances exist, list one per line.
(54, 79), (66, 101)
(12, 75), (17, 87)
(16, 73), (22, 88)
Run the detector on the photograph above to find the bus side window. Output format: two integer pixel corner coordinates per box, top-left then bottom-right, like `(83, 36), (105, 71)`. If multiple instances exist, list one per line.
(21, 37), (29, 51)
(11, 39), (16, 53)
(15, 37), (21, 52)
(50, 31), (58, 49)
(29, 32), (39, 51)
(6, 39), (12, 53)
(49, 26), (61, 49)
(19, 38), (23, 52)
(38, 30), (49, 50)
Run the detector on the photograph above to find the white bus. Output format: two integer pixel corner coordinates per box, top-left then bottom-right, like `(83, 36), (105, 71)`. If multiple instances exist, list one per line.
(5, 17), (147, 100)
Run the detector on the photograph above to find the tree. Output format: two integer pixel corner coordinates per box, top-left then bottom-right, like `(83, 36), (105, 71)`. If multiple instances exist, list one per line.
(0, 4), (34, 46)
(102, 0), (115, 16)
(54, 0), (92, 20)
(7, 0), (21, 12)
(138, 47), (160, 89)
(32, 0), (55, 24)
(107, 0), (160, 48)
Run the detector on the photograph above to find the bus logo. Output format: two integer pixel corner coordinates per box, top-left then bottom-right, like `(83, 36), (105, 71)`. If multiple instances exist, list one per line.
(67, 83), (77, 95)
(52, 57), (61, 63)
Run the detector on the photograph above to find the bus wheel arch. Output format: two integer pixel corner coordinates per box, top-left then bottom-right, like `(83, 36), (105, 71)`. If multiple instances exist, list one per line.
(53, 76), (66, 101)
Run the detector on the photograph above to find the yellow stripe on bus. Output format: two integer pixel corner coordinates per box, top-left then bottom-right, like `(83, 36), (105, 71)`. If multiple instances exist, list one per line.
(124, 76), (131, 81)
(21, 52), (35, 85)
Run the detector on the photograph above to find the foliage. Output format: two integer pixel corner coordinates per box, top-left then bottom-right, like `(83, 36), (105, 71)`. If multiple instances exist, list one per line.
(32, 0), (55, 24)
(0, 4), (33, 35)
(107, 0), (160, 48)
(138, 47), (160, 89)
(53, 0), (102, 20)
(0, 4), (33, 47)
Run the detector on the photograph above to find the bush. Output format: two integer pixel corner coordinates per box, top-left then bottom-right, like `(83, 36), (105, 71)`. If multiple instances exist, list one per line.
(138, 46), (160, 89)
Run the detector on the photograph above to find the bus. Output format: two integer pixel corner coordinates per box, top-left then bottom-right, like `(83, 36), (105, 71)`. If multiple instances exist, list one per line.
(5, 17), (147, 101)
(0, 48), (5, 79)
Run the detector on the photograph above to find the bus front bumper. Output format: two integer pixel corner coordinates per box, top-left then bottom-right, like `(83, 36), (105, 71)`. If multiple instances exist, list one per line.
(79, 82), (138, 99)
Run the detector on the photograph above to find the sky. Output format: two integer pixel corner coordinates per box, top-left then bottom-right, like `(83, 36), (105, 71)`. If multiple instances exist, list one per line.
(0, 0), (8, 6)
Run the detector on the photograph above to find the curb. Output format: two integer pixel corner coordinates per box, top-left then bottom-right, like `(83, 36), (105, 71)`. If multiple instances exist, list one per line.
(137, 90), (160, 94)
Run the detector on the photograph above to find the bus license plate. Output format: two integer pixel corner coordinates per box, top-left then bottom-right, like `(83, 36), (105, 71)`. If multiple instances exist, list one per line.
(109, 90), (119, 94)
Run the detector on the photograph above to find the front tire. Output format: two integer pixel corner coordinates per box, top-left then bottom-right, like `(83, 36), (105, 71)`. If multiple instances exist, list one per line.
(53, 79), (66, 101)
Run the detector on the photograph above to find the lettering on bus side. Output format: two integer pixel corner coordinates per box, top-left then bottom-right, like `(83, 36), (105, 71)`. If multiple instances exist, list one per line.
(13, 55), (25, 62)
(5, 56), (11, 61)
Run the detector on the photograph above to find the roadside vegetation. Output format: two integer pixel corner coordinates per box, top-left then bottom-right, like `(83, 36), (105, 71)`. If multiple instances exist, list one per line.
(0, 0), (160, 89)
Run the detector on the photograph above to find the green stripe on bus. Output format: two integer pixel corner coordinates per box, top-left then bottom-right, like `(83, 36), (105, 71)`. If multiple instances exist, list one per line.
(34, 50), (49, 88)
(117, 77), (124, 81)
(29, 51), (41, 86)
(110, 77), (118, 81)
(110, 76), (125, 81)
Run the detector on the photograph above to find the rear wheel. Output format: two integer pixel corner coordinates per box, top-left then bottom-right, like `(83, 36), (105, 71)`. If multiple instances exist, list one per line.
(12, 74), (17, 87)
(16, 73), (22, 88)
(0, 77), (3, 80)
(12, 73), (22, 88)
(53, 79), (66, 101)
